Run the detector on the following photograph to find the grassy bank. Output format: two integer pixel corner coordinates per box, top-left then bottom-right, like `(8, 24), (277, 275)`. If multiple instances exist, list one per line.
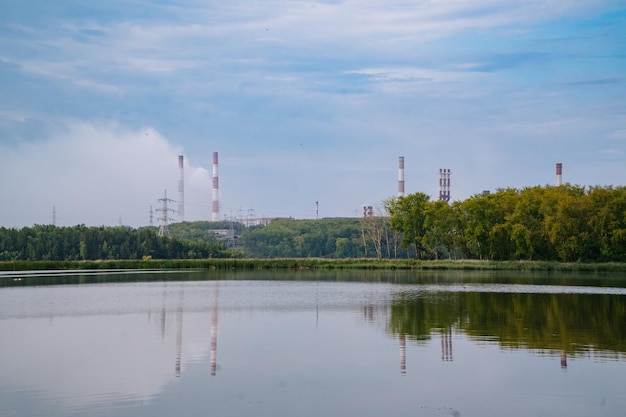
(2, 258), (626, 272)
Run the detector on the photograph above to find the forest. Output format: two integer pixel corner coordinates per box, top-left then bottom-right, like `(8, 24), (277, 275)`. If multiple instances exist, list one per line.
(240, 184), (626, 262)
(238, 217), (409, 258)
(1, 184), (625, 262)
(0, 224), (235, 261)
(384, 184), (626, 262)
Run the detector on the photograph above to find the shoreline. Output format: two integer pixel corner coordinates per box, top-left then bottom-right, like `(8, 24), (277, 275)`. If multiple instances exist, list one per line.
(2, 258), (626, 272)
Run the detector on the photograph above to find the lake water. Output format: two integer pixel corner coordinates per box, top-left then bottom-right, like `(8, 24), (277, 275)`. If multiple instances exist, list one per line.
(1, 269), (625, 417)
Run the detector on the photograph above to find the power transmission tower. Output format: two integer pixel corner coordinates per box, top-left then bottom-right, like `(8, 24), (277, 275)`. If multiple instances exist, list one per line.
(149, 206), (154, 227)
(156, 190), (176, 237)
(52, 206), (56, 226)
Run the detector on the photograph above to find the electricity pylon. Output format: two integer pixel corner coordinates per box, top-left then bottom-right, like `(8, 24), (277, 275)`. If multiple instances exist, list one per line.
(156, 190), (176, 237)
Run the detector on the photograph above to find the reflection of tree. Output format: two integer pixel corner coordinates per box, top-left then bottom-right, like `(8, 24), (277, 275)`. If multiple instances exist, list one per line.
(387, 293), (464, 342)
(387, 291), (626, 358)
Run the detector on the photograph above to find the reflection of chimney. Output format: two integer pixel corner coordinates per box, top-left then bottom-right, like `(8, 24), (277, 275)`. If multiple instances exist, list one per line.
(441, 328), (453, 361)
(400, 334), (406, 375)
(160, 309), (166, 340)
(560, 351), (567, 369)
(210, 283), (219, 376)
(175, 290), (183, 377)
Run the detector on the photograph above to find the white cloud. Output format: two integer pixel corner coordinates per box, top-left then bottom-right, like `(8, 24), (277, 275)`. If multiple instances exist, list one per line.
(0, 110), (28, 123)
(6, 0), (618, 86)
(0, 122), (213, 228)
(609, 129), (626, 140)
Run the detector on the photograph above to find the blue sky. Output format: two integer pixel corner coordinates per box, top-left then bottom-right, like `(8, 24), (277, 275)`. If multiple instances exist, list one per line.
(1, 0), (625, 227)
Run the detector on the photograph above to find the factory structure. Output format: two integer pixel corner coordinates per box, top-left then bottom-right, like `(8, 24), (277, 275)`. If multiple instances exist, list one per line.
(160, 152), (564, 231)
(178, 155), (184, 222)
(395, 158), (564, 205)
(398, 156), (451, 202)
(397, 156), (405, 197)
(438, 168), (451, 202)
(212, 152), (220, 222)
(172, 152), (220, 225)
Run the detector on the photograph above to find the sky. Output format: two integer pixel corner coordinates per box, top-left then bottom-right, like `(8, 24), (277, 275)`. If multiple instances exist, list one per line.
(1, 0), (625, 228)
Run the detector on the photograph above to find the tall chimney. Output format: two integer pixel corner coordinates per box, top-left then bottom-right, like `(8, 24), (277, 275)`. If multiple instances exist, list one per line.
(178, 155), (184, 221)
(439, 169), (451, 202)
(447, 169), (451, 201)
(212, 152), (219, 221)
(439, 169), (443, 201)
(398, 156), (405, 197)
(556, 163), (562, 186)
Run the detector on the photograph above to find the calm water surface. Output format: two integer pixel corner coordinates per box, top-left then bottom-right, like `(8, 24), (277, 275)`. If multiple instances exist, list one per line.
(0, 270), (625, 417)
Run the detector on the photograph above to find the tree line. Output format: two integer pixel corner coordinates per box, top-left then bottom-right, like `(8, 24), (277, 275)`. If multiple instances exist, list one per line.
(3, 184), (624, 262)
(238, 217), (411, 259)
(239, 184), (626, 262)
(385, 184), (626, 262)
(0, 224), (235, 261)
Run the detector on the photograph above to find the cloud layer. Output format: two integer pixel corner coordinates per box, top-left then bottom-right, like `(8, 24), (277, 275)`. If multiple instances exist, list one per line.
(1, 0), (625, 226)
(0, 123), (212, 227)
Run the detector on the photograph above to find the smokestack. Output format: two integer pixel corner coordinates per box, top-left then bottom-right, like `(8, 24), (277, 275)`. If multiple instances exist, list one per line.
(439, 169), (451, 202)
(439, 169), (442, 200)
(212, 152), (219, 221)
(398, 156), (405, 197)
(447, 169), (451, 200)
(178, 155), (184, 221)
(556, 163), (562, 186)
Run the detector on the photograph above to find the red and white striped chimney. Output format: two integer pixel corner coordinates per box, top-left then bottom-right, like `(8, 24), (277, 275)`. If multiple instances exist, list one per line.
(556, 163), (562, 186)
(439, 168), (451, 202)
(398, 156), (405, 197)
(178, 155), (184, 221)
(212, 152), (219, 221)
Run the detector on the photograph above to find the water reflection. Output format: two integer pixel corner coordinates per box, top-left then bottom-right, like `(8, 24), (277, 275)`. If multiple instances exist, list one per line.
(441, 328), (453, 362)
(4, 268), (626, 288)
(175, 288), (183, 377)
(210, 282), (218, 376)
(399, 333), (406, 374)
(0, 271), (625, 417)
(386, 290), (626, 364)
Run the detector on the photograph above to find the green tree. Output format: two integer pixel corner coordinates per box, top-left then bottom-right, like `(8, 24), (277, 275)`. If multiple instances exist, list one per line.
(386, 192), (430, 259)
(422, 200), (456, 259)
